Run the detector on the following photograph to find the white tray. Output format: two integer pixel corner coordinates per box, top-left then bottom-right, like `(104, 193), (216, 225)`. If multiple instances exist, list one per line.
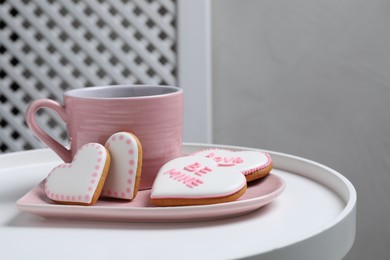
(0, 143), (356, 260)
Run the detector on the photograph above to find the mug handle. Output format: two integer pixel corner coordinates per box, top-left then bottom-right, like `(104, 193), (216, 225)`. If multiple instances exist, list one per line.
(25, 99), (72, 163)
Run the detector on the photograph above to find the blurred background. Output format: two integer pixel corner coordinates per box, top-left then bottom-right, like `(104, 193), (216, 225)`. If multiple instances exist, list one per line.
(212, 0), (390, 259)
(1, 0), (390, 259)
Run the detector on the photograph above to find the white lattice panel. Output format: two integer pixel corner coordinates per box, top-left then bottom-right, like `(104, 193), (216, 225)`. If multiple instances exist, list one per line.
(0, 0), (177, 153)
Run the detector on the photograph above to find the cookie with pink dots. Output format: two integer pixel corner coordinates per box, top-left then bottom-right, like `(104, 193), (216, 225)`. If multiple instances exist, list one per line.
(101, 132), (142, 200)
(45, 143), (111, 206)
(150, 156), (247, 206)
(191, 148), (273, 182)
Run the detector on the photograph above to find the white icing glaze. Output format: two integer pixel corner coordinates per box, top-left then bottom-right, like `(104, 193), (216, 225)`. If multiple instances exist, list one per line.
(45, 143), (108, 204)
(150, 156), (246, 199)
(102, 132), (140, 200)
(191, 149), (272, 175)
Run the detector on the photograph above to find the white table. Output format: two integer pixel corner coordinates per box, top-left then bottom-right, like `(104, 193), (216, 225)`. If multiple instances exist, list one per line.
(0, 143), (356, 260)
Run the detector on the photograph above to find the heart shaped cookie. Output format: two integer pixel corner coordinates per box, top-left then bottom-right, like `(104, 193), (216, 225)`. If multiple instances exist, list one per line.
(45, 143), (110, 206)
(102, 132), (142, 200)
(150, 156), (247, 206)
(191, 148), (273, 182)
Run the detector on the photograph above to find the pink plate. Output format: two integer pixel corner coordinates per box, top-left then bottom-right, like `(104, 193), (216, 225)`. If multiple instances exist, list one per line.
(17, 174), (285, 222)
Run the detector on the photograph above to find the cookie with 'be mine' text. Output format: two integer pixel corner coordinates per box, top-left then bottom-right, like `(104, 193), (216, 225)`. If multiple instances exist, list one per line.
(150, 156), (247, 206)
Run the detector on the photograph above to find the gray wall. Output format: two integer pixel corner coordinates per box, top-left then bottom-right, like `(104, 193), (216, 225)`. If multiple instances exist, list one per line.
(212, 0), (390, 259)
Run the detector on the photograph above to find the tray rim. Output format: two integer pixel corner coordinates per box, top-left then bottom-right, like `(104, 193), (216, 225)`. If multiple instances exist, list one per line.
(4, 143), (357, 218)
(8, 143), (357, 218)
(16, 173), (285, 222)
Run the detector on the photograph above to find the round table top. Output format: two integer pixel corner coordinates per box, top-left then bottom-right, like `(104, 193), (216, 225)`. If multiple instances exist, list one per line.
(0, 143), (356, 260)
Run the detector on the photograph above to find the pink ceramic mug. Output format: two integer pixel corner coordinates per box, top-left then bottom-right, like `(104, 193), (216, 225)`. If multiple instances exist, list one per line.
(25, 85), (183, 189)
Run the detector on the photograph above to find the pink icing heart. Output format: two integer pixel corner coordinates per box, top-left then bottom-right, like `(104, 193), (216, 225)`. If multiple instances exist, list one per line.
(45, 143), (109, 205)
(191, 148), (272, 176)
(150, 156), (246, 203)
(102, 132), (142, 200)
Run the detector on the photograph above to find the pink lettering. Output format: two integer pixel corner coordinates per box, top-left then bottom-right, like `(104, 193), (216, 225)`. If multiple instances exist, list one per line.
(205, 152), (215, 158)
(164, 168), (181, 177)
(177, 173), (190, 181)
(235, 157), (244, 163)
(164, 168), (204, 188)
(183, 162), (213, 176)
(181, 175), (204, 188)
(195, 166), (212, 176)
(172, 173), (183, 180)
(214, 156), (222, 162)
(184, 162), (201, 172)
(205, 153), (244, 166)
(218, 157), (236, 166)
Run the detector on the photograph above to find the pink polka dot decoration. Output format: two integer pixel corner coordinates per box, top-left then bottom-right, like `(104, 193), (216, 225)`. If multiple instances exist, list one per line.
(102, 132), (142, 200)
(45, 143), (110, 206)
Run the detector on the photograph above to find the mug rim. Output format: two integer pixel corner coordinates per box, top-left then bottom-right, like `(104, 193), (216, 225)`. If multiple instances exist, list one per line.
(64, 85), (182, 100)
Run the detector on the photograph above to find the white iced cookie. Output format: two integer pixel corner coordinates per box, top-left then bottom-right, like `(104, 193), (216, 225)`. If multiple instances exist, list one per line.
(102, 132), (142, 200)
(150, 156), (247, 206)
(191, 148), (273, 182)
(45, 143), (110, 206)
